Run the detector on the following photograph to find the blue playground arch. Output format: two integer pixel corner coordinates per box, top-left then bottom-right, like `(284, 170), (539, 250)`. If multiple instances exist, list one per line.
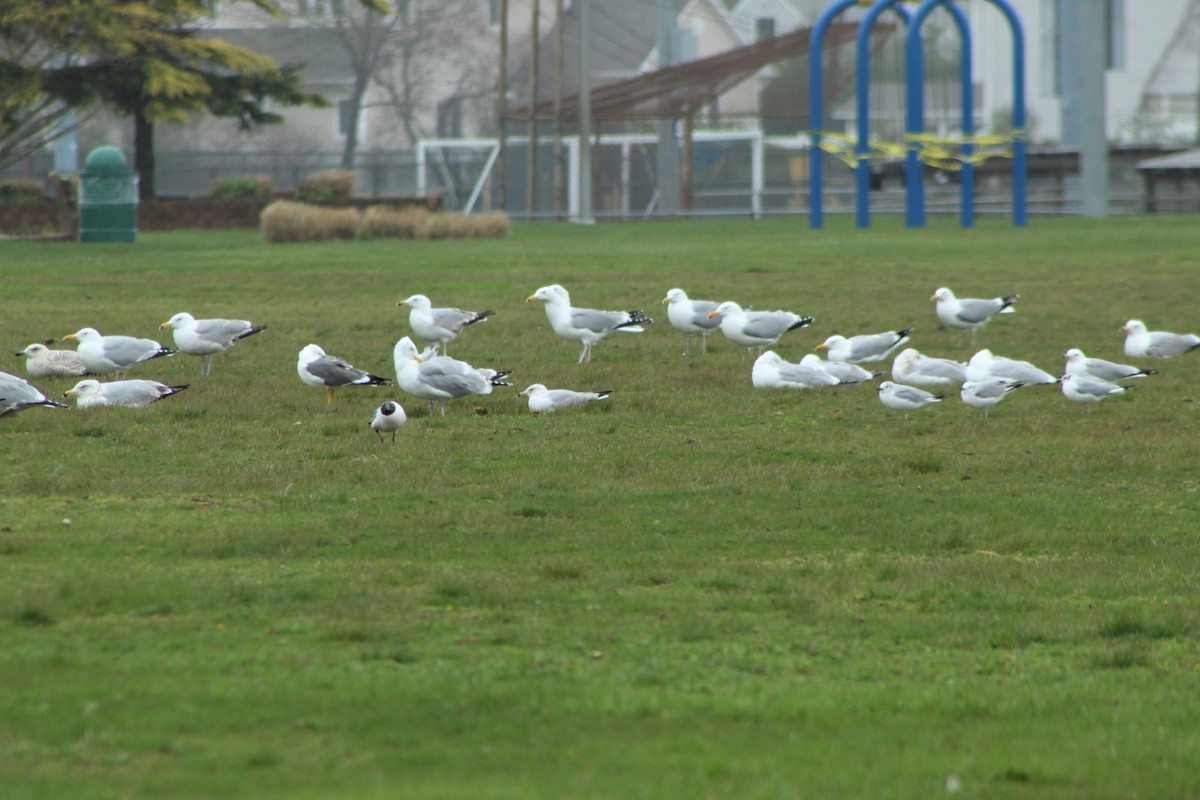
(808, 0), (1027, 229)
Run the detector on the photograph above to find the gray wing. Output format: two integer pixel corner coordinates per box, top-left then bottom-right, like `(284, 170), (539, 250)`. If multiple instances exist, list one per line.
(993, 358), (1056, 383)
(953, 299), (1003, 324)
(102, 381), (163, 406)
(777, 363), (837, 386)
(849, 332), (901, 360)
(690, 301), (722, 329)
(570, 307), (628, 333)
(1083, 358), (1139, 381)
(918, 356), (967, 381)
(894, 385), (936, 403)
(1073, 377), (1123, 399)
(741, 312), (790, 340)
(417, 359), (488, 397)
(306, 355), (368, 387)
(823, 362), (875, 383)
(544, 389), (598, 408)
(431, 307), (477, 333)
(194, 318), (251, 346)
(0, 373), (43, 405)
(969, 380), (1014, 400)
(102, 336), (162, 366)
(1147, 332), (1200, 357)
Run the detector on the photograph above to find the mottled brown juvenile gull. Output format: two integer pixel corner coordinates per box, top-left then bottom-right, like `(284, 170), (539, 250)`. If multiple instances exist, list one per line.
(161, 312), (267, 376)
(1121, 320), (1200, 358)
(662, 288), (721, 355)
(297, 344), (391, 407)
(15, 343), (89, 377)
(399, 294), (493, 356)
(65, 327), (174, 377)
(527, 284), (650, 364)
(64, 379), (189, 408)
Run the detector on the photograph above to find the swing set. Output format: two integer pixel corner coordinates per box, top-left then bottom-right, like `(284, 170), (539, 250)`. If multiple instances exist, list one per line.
(808, 0), (1027, 229)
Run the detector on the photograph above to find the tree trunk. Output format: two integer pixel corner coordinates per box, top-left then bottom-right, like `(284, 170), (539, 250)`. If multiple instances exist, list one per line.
(134, 108), (156, 201)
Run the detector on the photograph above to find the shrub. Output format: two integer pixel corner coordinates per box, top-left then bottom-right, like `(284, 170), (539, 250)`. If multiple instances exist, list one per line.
(207, 176), (273, 199)
(358, 204), (430, 239)
(261, 200), (361, 243)
(297, 170), (355, 204)
(0, 178), (46, 205)
(473, 212), (510, 239)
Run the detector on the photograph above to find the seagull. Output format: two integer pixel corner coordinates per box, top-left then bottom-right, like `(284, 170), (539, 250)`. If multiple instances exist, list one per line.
(1121, 320), (1200, 358)
(297, 344), (391, 407)
(64, 379), (189, 408)
(398, 294), (493, 356)
(15, 343), (89, 377)
(878, 380), (945, 414)
(1063, 348), (1156, 382)
(960, 378), (1024, 419)
(966, 349), (1058, 386)
(752, 351), (839, 390)
(370, 400), (407, 443)
(393, 336), (511, 416)
(891, 348), (967, 386)
(160, 312), (267, 376)
(0, 371), (67, 417)
(1060, 373), (1133, 411)
(518, 384), (612, 414)
(799, 354), (882, 385)
(662, 288), (721, 354)
(64, 327), (174, 377)
(931, 287), (1018, 345)
(816, 328), (913, 364)
(527, 284), (651, 364)
(707, 301), (813, 358)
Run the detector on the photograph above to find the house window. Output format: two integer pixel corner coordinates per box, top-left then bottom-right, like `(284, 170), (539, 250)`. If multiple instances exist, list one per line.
(338, 99), (365, 139)
(756, 17), (775, 41)
(489, 0), (501, 26)
(437, 98), (463, 139)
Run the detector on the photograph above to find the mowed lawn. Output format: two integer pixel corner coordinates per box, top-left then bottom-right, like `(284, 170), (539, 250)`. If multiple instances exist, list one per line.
(2, 216), (1199, 799)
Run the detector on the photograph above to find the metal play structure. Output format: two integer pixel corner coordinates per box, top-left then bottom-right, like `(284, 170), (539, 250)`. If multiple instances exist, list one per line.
(808, 0), (1027, 229)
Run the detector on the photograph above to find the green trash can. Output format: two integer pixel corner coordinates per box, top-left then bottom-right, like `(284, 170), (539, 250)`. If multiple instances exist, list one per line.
(79, 146), (138, 243)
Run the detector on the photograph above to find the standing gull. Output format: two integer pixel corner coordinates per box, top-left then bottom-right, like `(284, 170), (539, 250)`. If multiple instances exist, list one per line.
(878, 381), (945, 414)
(65, 379), (189, 408)
(816, 328), (913, 364)
(960, 378), (1024, 419)
(297, 344), (391, 407)
(64, 327), (174, 377)
(931, 287), (1018, 345)
(1060, 373), (1133, 411)
(160, 312), (267, 376)
(662, 288), (721, 354)
(1121, 320), (1200, 358)
(15, 343), (89, 377)
(966, 349), (1058, 386)
(752, 351), (839, 390)
(527, 284), (651, 364)
(1063, 348), (1156, 382)
(800, 354), (882, 386)
(370, 400), (408, 443)
(891, 348), (967, 387)
(518, 384), (612, 414)
(399, 294), (493, 356)
(707, 301), (814, 358)
(0, 371), (67, 417)
(393, 336), (511, 416)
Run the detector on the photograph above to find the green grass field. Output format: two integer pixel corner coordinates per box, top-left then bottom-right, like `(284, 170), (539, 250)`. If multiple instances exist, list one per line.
(2, 216), (1200, 799)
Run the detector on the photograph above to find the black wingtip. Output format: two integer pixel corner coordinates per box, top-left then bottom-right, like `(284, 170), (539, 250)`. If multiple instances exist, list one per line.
(234, 325), (268, 341)
(788, 316), (815, 332)
(897, 327), (915, 337)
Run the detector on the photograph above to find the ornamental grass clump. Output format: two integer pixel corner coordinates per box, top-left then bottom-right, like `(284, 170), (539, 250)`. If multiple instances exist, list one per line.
(358, 204), (430, 239)
(298, 169), (355, 204)
(260, 200), (361, 243)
